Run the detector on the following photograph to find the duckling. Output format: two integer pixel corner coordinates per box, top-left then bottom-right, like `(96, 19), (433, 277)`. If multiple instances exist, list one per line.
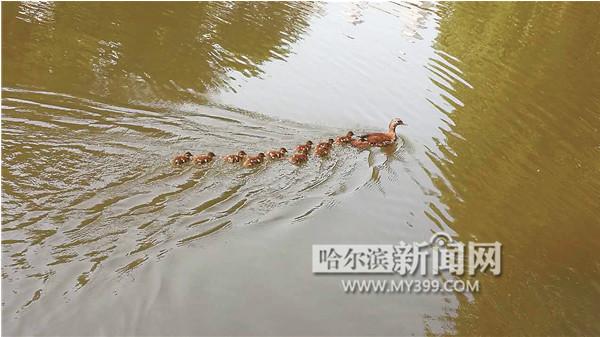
(335, 131), (354, 144)
(289, 153), (308, 165)
(193, 152), (215, 165)
(316, 139), (334, 151)
(352, 118), (406, 148)
(171, 151), (193, 165)
(243, 153), (266, 168)
(314, 146), (331, 158)
(266, 147), (288, 159)
(295, 141), (313, 154)
(224, 150), (247, 163)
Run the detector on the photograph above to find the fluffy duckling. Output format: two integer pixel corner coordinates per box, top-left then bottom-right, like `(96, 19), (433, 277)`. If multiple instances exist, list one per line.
(266, 147), (288, 159)
(295, 141), (313, 154)
(193, 152), (216, 165)
(171, 151), (193, 165)
(352, 118), (406, 148)
(316, 139), (334, 151)
(335, 131), (354, 144)
(289, 153), (308, 165)
(243, 153), (266, 168)
(314, 146), (331, 158)
(224, 150), (247, 163)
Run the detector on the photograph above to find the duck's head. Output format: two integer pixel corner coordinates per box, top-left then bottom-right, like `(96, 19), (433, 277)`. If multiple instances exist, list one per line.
(238, 150), (247, 157)
(389, 118), (406, 130)
(280, 147), (288, 153)
(258, 153), (265, 158)
(347, 131), (354, 137)
(184, 151), (193, 158)
(207, 152), (216, 158)
(306, 140), (313, 146)
(328, 138), (334, 144)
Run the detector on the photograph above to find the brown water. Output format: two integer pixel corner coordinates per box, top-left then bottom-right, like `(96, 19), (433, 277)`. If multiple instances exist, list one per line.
(2, 2), (600, 336)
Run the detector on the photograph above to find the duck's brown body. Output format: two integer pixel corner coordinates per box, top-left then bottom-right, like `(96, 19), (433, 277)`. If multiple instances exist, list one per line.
(243, 153), (266, 167)
(335, 131), (354, 144)
(171, 152), (193, 165)
(289, 153), (308, 165)
(295, 141), (313, 154)
(224, 151), (247, 163)
(350, 139), (372, 149)
(266, 148), (287, 159)
(193, 152), (216, 165)
(352, 118), (405, 148)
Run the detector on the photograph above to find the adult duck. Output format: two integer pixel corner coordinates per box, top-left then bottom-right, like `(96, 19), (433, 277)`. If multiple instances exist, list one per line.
(351, 118), (406, 148)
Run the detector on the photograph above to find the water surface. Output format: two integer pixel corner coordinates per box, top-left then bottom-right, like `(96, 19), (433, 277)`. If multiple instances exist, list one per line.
(2, 2), (600, 336)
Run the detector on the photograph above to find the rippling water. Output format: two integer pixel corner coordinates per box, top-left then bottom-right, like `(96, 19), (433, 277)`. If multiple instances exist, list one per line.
(2, 2), (600, 336)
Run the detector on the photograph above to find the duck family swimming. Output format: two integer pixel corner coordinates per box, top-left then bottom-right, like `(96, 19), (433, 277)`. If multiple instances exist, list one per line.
(171, 118), (406, 167)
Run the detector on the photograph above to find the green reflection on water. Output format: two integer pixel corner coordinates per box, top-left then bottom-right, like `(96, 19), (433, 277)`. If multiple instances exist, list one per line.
(2, 1), (319, 102)
(430, 2), (600, 336)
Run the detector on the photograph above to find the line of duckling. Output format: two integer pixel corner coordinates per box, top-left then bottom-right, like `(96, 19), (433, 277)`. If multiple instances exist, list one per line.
(171, 118), (406, 168)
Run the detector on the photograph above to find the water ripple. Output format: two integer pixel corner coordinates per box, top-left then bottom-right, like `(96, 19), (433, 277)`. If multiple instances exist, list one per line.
(1, 87), (409, 308)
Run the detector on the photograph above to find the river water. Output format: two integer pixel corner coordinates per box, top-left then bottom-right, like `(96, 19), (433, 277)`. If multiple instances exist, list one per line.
(2, 2), (600, 336)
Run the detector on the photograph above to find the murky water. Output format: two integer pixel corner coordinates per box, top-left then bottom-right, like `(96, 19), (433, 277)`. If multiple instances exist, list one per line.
(2, 2), (600, 336)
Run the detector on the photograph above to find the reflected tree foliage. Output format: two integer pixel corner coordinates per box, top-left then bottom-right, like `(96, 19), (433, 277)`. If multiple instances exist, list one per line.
(426, 2), (600, 336)
(2, 1), (320, 102)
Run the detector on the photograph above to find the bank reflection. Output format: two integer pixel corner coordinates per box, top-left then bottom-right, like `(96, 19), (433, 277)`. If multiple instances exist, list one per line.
(426, 2), (600, 335)
(3, 2), (321, 102)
